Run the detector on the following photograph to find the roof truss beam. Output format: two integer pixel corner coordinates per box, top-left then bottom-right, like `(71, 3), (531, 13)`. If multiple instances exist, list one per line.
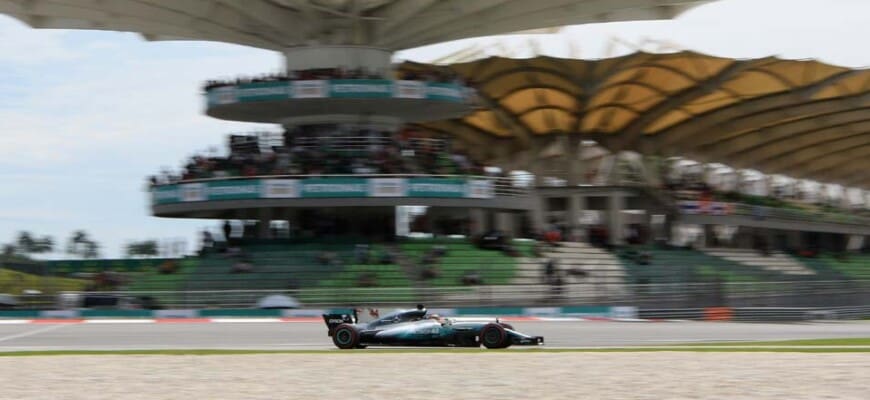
(698, 110), (870, 163)
(601, 59), (771, 152)
(653, 70), (868, 148)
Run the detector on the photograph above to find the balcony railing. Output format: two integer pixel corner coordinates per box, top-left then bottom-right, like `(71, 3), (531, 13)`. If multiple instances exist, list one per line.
(151, 174), (531, 200)
(677, 200), (870, 226)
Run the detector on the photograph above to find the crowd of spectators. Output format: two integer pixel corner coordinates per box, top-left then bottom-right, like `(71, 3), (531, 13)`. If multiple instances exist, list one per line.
(150, 126), (492, 186)
(203, 66), (464, 91)
(204, 67), (387, 90)
(396, 68), (462, 84)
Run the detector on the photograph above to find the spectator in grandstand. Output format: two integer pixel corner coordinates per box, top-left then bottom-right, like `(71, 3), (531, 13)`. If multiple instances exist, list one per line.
(154, 126), (494, 184)
(420, 251), (438, 267)
(478, 230), (508, 251)
(543, 228), (561, 246)
(420, 265), (439, 281)
(378, 249), (395, 265)
(93, 270), (126, 290)
(639, 251), (652, 265)
(566, 267), (588, 279)
(158, 260), (178, 274)
(204, 66), (445, 91)
(460, 271), (483, 286)
(548, 272), (564, 300)
(358, 273), (378, 288)
(431, 245), (447, 257)
(500, 238), (521, 257)
(588, 225), (609, 248)
(543, 259), (556, 283)
(317, 251), (342, 266)
(200, 229), (214, 254)
(532, 241), (547, 258)
(354, 244), (370, 264)
(753, 234), (770, 257)
(222, 220), (232, 243)
(230, 259), (253, 274)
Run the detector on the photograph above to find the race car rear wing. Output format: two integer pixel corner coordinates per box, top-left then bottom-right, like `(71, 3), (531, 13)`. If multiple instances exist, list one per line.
(322, 310), (358, 336)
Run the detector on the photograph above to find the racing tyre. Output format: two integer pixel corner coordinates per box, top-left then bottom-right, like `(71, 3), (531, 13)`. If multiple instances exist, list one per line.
(332, 324), (360, 349)
(480, 323), (509, 349)
(498, 323), (515, 331)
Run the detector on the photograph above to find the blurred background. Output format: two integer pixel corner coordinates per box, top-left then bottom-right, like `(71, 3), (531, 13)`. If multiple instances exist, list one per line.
(0, 0), (867, 321)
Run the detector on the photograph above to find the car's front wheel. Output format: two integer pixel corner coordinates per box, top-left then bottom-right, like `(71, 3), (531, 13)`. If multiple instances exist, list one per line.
(332, 324), (360, 349)
(480, 323), (510, 349)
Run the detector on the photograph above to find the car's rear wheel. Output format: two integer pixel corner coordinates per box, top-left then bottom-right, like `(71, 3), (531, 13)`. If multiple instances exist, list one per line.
(332, 324), (360, 349)
(480, 323), (509, 349)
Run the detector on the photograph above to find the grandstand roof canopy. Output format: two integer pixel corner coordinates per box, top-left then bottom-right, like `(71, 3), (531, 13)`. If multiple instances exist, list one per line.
(0, 0), (709, 50)
(403, 52), (870, 189)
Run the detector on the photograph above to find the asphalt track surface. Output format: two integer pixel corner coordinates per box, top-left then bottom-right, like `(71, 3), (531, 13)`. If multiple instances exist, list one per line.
(0, 320), (868, 351)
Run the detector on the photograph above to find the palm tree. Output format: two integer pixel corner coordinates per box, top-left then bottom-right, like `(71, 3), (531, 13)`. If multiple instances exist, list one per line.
(66, 230), (100, 259)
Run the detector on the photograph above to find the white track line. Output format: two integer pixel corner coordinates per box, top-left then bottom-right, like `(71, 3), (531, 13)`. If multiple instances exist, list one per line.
(0, 320), (30, 325)
(84, 319), (155, 324)
(210, 318), (283, 323)
(0, 324), (69, 343)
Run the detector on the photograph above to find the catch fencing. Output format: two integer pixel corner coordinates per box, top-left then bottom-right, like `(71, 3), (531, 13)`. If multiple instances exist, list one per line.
(29, 280), (870, 313)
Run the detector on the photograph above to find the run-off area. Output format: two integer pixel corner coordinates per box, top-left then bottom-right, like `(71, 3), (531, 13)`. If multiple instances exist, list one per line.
(0, 353), (867, 400)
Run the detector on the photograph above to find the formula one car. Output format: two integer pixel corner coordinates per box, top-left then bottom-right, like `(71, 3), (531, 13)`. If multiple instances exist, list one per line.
(323, 304), (544, 349)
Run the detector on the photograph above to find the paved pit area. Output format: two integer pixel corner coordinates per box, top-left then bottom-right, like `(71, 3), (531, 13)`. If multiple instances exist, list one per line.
(1, 353), (867, 400)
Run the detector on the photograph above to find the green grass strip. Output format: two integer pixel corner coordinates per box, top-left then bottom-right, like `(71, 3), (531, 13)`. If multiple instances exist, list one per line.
(2, 347), (869, 357)
(680, 338), (870, 346)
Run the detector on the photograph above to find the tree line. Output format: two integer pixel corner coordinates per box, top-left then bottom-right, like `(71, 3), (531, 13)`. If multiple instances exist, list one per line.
(2, 230), (160, 259)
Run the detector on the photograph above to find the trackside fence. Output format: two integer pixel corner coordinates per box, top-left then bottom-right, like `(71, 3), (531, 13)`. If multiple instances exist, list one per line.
(17, 280), (869, 312)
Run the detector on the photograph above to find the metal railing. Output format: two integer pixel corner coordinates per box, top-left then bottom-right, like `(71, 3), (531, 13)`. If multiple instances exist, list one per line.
(293, 136), (448, 153)
(677, 200), (870, 226)
(36, 280), (870, 310)
(729, 203), (870, 226)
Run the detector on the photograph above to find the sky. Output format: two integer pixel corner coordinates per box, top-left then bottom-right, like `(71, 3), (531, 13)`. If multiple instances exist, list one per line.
(0, 0), (868, 259)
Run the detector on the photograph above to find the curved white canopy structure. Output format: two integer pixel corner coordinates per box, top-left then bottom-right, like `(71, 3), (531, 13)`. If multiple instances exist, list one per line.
(0, 0), (710, 51)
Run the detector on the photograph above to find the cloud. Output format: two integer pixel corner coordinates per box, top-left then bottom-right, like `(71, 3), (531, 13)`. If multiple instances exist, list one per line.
(0, 16), (282, 256)
(0, 16), (83, 64)
(397, 0), (870, 67)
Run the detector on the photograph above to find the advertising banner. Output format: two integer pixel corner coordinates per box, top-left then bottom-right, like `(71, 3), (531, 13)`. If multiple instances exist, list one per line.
(407, 178), (467, 198)
(261, 179), (299, 198)
(300, 178), (369, 198)
(204, 180), (260, 201)
(329, 80), (392, 98)
(292, 80), (327, 98)
(207, 87), (237, 105)
(152, 186), (181, 205)
(180, 183), (206, 202)
(394, 80), (426, 99)
(466, 179), (495, 199)
(208, 80), (467, 104)
(153, 177), (501, 204)
(368, 178), (406, 197)
(609, 306), (639, 319)
(233, 81), (292, 102)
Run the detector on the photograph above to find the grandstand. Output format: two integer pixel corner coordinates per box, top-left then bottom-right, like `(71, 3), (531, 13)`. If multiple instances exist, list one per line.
(1, 0), (867, 310)
(702, 248), (815, 276)
(617, 245), (799, 285)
